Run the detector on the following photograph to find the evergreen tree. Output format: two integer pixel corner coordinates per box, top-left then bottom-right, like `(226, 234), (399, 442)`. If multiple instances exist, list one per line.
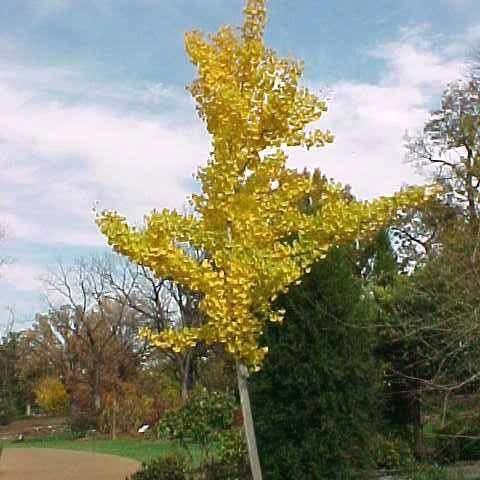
(0, 332), (26, 423)
(250, 246), (381, 479)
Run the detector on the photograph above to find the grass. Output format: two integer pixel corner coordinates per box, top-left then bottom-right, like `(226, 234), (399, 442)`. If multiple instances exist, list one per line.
(5, 435), (201, 464)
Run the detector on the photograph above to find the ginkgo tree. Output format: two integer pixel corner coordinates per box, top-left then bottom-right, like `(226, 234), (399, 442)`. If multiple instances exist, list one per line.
(97, 1), (433, 477)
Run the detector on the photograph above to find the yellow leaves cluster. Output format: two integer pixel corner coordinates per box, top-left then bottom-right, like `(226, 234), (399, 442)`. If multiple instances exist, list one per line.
(35, 377), (69, 416)
(97, 0), (435, 368)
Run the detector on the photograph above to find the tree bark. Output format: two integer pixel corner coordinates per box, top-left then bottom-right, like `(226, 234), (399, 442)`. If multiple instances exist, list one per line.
(412, 357), (424, 460)
(236, 362), (263, 480)
(180, 353), (193, 402)
(111, 396), (117, 440)
(413, 393), (424, 460)
(93, 368), (101, 412)
(441, 391), (450, 429)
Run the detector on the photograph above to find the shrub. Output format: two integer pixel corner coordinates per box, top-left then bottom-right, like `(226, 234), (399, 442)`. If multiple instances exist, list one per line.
(156, 389), (250, 478)
(372, 433), (415, 470)
(100, 383), (154, 436)
(136, 369), (183, 426)
(207, 428), (250, 480)
(199, 458), (251, 480)
(35, 377), (69, 416)
(157, 387), (236, 462)
(127, 455), (187, 480)
(216, 428), (248, 468)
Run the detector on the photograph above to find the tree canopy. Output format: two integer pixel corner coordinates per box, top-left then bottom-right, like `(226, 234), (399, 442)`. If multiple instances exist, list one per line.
(96, 0), (431, 368)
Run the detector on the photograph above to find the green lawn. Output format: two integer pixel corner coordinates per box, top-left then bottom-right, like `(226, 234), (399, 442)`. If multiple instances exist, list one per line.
(5, 436), (200, 464)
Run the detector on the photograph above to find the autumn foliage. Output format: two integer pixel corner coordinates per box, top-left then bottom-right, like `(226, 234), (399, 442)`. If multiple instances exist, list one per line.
(35, 377), (69, 416)
(97, 0), (431, 367)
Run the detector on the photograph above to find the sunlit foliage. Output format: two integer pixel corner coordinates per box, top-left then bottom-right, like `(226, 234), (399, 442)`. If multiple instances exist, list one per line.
(97, 0), (431, 367)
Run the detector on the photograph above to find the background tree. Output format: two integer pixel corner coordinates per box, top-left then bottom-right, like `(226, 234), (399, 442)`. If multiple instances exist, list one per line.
(17, 308), (73, 415)
(0, 311), (27, 423)
(381, 65), (480, 458)
(405, 77), (480, 235)
(98, 254), (205, 401)
(370, 221), (480, 464)
(35, 377), (69, 416)
(42, 257), (143, 414)
(395, 72), (480, 274)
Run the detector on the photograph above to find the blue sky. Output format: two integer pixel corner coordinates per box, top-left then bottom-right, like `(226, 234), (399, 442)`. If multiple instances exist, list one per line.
(1, 0), (479, 328)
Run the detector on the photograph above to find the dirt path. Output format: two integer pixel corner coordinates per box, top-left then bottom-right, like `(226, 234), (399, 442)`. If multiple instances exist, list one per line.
(0, 448), (140, 480)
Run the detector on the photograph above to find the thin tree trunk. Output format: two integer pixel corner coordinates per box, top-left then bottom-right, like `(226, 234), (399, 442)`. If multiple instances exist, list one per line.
(465, 151), (479, 234)
(94, 369), (101, 412)
(112, 396), (117, 440)
(181, 376), (189, 403)
(441, 391), (450, 429)
(413, 395), (423, 460)
(412, 355), (424, 460)
(236, 362), (263, 480)
(180, 353), (192, 402)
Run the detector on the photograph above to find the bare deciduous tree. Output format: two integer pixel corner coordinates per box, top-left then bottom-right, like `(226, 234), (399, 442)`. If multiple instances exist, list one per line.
(40, 257), (142, 413)
(93, 253), (206, 401)
(405, 78), (480, 233)
(43, 253), (206, 403)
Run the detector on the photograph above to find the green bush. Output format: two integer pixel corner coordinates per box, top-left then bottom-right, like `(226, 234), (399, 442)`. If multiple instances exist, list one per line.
(208, 428), (250, 479)
(199, 458), (251, 480)
(216, 428), (248, 468)
(156, 390), (250, 478)
(157, 387), (237, 462)
(127, 455), (187, 480)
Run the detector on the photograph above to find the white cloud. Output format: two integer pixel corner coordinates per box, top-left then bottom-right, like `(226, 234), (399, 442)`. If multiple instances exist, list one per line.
(0, 61), (208, 248)
(0, 262), (46, 293)
(286, 27), (466, 199)
(0, 212), (35, 240)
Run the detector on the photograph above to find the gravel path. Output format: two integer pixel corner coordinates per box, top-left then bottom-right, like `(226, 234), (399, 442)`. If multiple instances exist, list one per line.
(0, 448), (140, 480)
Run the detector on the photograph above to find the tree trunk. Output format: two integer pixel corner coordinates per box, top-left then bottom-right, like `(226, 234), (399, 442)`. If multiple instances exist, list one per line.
(180, 353), (194, 402)
(465, 151), (479, 234)
(236, 362), (263, 480)
(66, 380), (81, 419)
(413, 397), (424, 460)
(412, 370), (424, 460)
(93, 369), (101, 412)
(111, 396), (117, 440)
(441, 391), (450, 429)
